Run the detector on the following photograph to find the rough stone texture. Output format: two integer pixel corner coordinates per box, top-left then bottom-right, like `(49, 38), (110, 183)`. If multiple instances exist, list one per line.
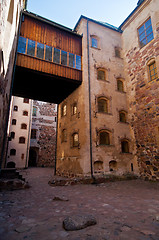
(63, 215), (97, 231)
(1, 168), (159, 240)
(30, 101), (57, 167)
(121, 0), (159, 180)
(0, 179), (30, 190)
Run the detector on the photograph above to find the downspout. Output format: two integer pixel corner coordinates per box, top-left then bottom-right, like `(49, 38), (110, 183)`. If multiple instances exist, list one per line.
(54, 104), (59, 175)
(87, 20), (94, 181)
(0, 11), (23, 170)
(25, 99), (32, 168)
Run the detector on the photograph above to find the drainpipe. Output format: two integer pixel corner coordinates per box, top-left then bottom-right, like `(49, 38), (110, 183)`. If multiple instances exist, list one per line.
(0, 11), (23, 170)
(87, 20), (95, 181)
(54, 104), (59, 175)
(25, 99), (32, 168)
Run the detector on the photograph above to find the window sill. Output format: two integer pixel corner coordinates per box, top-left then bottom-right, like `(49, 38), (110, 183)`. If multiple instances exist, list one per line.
(91, 46), (101, 50)
(120, 152), (132, 155)
(97, 79), (110, 83)
(97, 112), (112, 116)
(118, 121), (129, 125)
(116, 90), (126, 94)
(97, 144), (115, 148)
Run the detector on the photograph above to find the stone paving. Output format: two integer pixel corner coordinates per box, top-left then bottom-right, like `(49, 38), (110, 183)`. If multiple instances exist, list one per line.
(1, 168), (159, 240)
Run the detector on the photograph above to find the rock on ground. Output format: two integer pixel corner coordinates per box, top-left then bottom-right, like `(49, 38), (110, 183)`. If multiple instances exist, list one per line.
(63, 214), (97, 231)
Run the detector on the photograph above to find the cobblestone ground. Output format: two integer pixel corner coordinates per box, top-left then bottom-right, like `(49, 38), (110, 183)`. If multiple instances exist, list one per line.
(1, 168), (159, 240)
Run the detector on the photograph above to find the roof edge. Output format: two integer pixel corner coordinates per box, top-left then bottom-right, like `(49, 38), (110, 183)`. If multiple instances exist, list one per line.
(74, 15), (122, 33)
(22, 10), (82, 37)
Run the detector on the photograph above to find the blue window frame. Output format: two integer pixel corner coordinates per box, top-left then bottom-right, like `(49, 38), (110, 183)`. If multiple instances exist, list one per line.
(76, 55), (81, 70)
(53, 48), (60, 64)
(45, 45), (52, 61)
(138, 18), (154, 47)
(69, 53), (75, 68)
(27, 39), (35, 57)
(61, 50), (67, 66)
(17, 36), (26, 54)
(36, 42), (44, 59)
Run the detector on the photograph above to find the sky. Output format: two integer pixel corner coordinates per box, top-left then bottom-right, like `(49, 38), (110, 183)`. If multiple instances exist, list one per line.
(27, 0), (138, 29)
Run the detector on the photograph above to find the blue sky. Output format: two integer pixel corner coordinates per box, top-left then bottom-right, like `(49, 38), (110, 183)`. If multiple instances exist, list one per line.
(27, 0), (138, 29)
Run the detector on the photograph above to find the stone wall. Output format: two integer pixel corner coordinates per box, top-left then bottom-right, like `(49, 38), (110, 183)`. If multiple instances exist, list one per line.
(122, 0), (159, 180)
(30, 101), (57, 167)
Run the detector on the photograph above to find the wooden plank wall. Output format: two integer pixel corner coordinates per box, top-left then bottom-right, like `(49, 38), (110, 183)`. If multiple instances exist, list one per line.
(20, 14), (82, 56)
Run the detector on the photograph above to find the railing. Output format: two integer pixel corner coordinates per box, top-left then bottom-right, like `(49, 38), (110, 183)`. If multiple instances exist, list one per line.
(17, 36), (82, 70)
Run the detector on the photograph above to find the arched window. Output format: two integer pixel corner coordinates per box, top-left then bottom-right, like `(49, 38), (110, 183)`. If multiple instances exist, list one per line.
(23, 111), (28, 116)
(72, 133), (79, 147)
(98, 98), (108, 113)
(61, 104), (67, 117)
(99, 130), (110, 145)
(10, 132), (15, 139)
(14, 105), (18, 111)
(121, 140), (129, 153)
(97, 69), (106, 81)
(12, 119), (16, 125)
(117, 79), (124, 92)
(61, 129), (67, 142)
(21, 123), (27, 129)
(147, 59), (158, 81)
(19, 137), (25, 144)
(72, 103), (77, 115)
(119, 111), (127, 123)
(10, 149), (16, 156)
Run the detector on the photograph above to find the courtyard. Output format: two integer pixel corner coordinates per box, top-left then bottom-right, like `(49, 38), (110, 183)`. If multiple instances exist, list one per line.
(0, 168), (159, 240)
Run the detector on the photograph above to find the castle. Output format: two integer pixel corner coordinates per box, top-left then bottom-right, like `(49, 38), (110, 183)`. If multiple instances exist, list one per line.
(1, 0), (159, 180)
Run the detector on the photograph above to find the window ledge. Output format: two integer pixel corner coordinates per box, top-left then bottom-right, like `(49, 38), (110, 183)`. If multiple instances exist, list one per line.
(97, 79), (110, 83)
(120, 152), (132, 155)
(91, 46), (101, 50)
(97, 112), (112, 116)
(116, 90), (126, 94)
(118, 121), (129, 125)
(97, 144), (115, 148)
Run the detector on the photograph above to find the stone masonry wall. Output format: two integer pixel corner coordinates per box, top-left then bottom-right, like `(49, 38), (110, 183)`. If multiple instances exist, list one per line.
(124, 36), (159, 180)
(30, 101), (57, 167)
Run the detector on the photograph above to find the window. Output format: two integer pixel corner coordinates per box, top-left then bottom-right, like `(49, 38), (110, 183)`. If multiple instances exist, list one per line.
(14, 105), (18, 111)
(115, 47), (121, 58)
(138, 18), (154, 48)
(72, 103), (77, 115)
(69, 53), (75, 68)
(23, 111), (28, 116)
(11, 132), (15, 139)
(61, 129), (67, 142)
(99, 131), (110, 145)
(27, 39), (35, 57)
(61, 50), (67, 66)
(36, 42), (44, 59)
(17, 36), (26, 54)
(76, 55), (81, 70)
(97, 69), (106, 81)
(121, 140), (129, 153)
(148, 60), (158, 81)
(98, 98), (108, 113)
(119, 111), (127, 123)
(72, 133), (79, 147)
(32, 106), (37, 116)
(91, 37), (98, 48)
(61, 104), (67, 117)
(45, 45), (52, 61)
(21, 123), (27, 129)
(12, 119), (16, 125)
(53, 48), (60, 64)
(117, 79), (124, 92)
(10, 149), (16, 156)
(19, 137), (25, 144)
(23, 98), (29, 103)
(31, 129), (37, 139)
(21, 154), (24, 160)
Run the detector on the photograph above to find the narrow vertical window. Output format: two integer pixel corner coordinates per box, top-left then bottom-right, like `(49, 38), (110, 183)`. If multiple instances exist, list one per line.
(31, 129), (37, 139)
(27, 39), (35, 57)
(53, 48), (60, 64)
(91, 37), (98, 48)
(45, 45), (52, 61)
(69, 53), (75, 68)
(72, 133), (79, 147)
(121, 140), (129, 153)
(76, 55), (81, 70)
(36, 42), (44, 59)
(149, 61), (158, 81)
(61, 50), (67, 66)
(17, 36), (26, 54)
(32, 107), (37, 116)
(98, 98), (108, 113)
(99, 131), (110, 145)
(117, 79), (124, 92)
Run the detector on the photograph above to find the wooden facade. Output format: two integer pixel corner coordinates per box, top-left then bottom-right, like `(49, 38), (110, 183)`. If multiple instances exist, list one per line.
(14, 11), (82, 103)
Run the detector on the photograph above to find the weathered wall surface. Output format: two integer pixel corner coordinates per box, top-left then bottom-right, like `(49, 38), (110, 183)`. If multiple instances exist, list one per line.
(30, 101), (57, 167)
(6, 96), (32, 168)
(0, 0), (25, 165)
(56, 18), (139, 178)
(122, 0), (159, 180)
